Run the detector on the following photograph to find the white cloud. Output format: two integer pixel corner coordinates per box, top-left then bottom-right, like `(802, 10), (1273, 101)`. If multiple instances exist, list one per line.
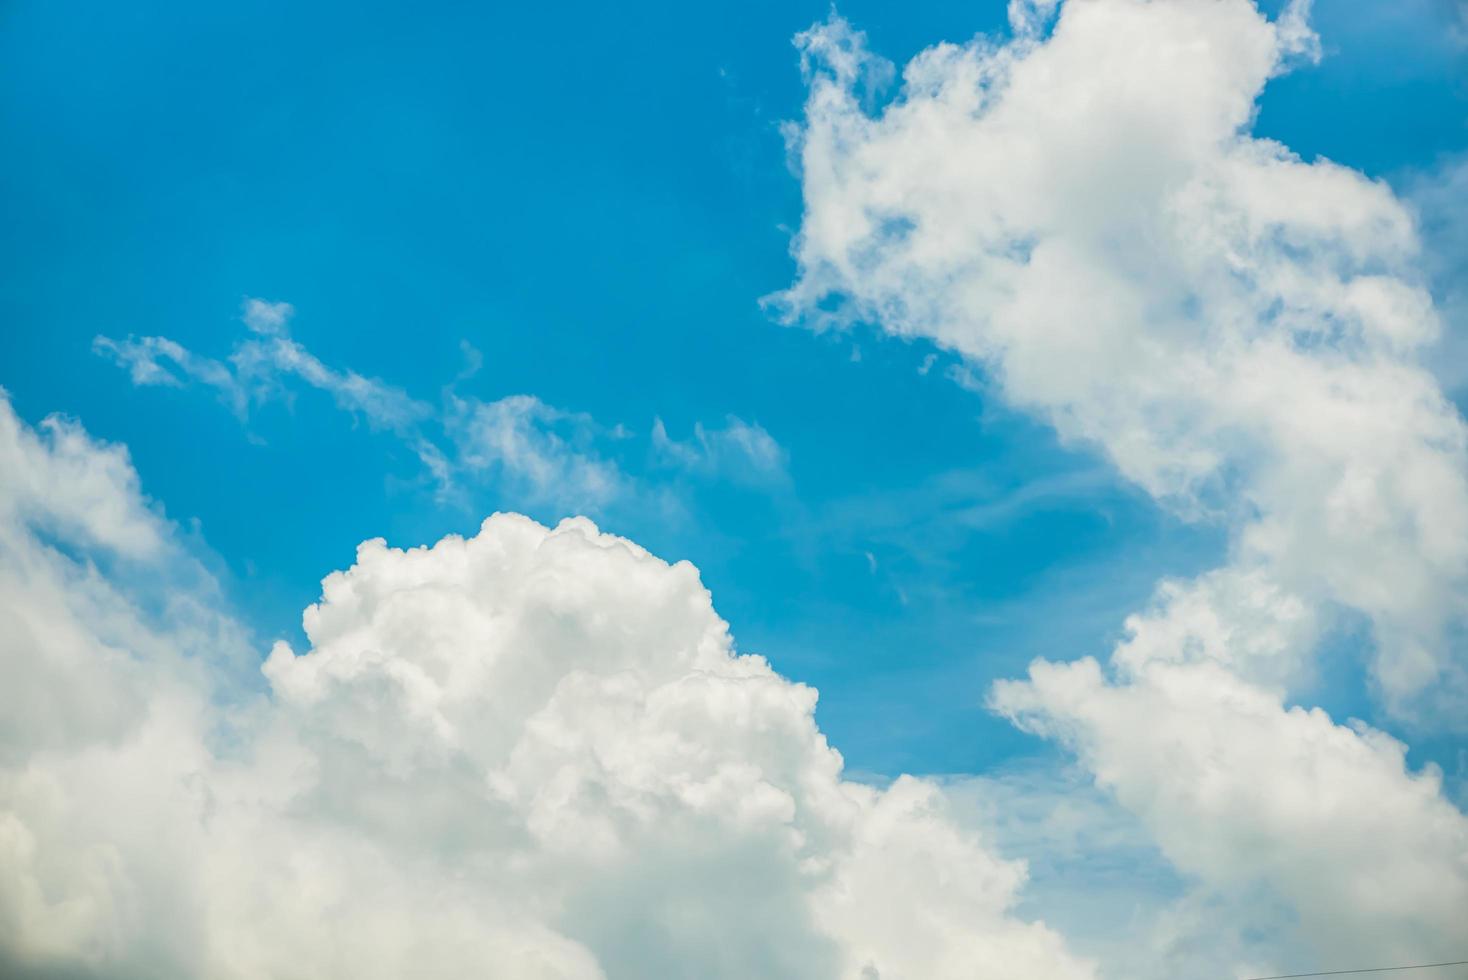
(651, 415), (788, 484)
(242, 298), (293, 336)
(777, 0), (1468, 970)
(96, 301), (791, 517)
(92, 334), (249, 417)
(0, 392), (254, 929)
(992, 659), (1468, 968)
(0, 393), (1093, 980)
(774, 0), (1468, 714)
(94, 300), (430, 432)
(94, 301), (626, 514)
(945, 764), (1301, 980)
(246, 333), (432, 433)
(0, 394), (168, 560)
(0, 399), (178, 769)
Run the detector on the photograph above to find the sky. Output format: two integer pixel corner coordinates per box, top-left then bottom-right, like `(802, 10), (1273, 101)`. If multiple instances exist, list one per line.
(1, 1), (1467, 979)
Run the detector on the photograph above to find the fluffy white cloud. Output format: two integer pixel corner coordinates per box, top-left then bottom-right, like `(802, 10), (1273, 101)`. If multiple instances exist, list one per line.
(774, 0), (1468, 715)
(992, 659), (1468, 967)
(0, 396), (269, 980)
(0, 393), (1091, 980)
(242, 298), (293, 336)
(777, 0), (1468, 970)
(0, 397), (181, 767)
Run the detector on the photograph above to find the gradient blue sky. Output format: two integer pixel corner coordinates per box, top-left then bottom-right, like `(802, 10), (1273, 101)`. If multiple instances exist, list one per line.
(3, 0), (1465, 782)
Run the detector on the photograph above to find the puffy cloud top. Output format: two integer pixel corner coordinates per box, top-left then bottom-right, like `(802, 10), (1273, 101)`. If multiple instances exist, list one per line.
(0, 394), (1090, 980)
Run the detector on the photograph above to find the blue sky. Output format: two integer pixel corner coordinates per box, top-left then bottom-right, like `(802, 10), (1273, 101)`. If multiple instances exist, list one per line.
(5, 2), (1468, 978)
(3, 0), (1466, 782)
(8, 1), (1468, 780)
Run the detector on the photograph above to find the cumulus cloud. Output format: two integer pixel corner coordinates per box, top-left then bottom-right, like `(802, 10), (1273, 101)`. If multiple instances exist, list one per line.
(945, 764), (1301, 980)
(992, 658), (1468, 968)
(0, 398), (168, 560)
(0, 392), (1092, 980)
(0, 394), (194, 768)
(651, 415), (788, 484)
(776, 0), (1468, 969)
(775, 0), (1468, 715)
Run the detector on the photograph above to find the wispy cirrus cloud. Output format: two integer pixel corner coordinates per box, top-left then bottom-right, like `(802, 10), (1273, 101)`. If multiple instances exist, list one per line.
(651, 414), (788, 485)
(95, 301), (629, 515)
(95, 301), (786, 519)
(92, 333), (249, 416)
(94, 300), (432, 432)
(447, 393), (626, 513)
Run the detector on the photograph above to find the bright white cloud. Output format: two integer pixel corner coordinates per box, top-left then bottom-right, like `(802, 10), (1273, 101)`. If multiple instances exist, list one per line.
(0, 394), (182, 768)
(0, 395), (167, 560)
(652, 415), (788, 484)
(945, 764), (1302, 980)
(0, 393), (1091, 980)
(992, 659), (1468, 967)
(777, 0), (1468, 971)
(0, 394), (260, 980)
(775, 0), (1468, 715)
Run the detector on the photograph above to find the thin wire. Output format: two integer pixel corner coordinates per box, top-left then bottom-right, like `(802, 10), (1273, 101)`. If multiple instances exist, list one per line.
(1242, 961), (1468, 980)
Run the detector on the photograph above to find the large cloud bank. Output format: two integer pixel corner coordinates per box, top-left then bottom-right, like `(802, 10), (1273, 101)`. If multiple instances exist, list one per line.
(10, 0), (1468, 976)
(777, 0), (1468, 967)
(0, 393), (1091, 979)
